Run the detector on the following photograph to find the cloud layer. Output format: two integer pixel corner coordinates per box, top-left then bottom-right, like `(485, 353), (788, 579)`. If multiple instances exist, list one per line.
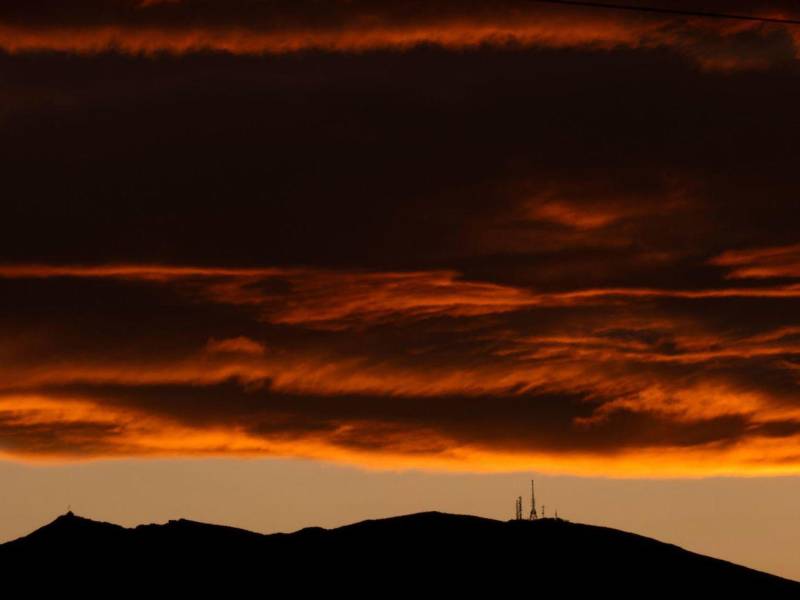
(3, 249), (800, 475)
(3, 5), (800, 475)
(1, 0), (800, 69)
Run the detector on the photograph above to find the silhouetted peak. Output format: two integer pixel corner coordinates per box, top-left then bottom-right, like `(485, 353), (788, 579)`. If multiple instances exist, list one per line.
(51, 511), (93, 526)
(20, 511), (127, 545)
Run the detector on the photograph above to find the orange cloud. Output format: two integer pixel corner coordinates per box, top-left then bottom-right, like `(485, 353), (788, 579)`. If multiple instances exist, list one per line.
(10, 262), (800, 324)
(0, 20), (654, 55)
(711, 243), (800, 279)
(2, 261), (800, 475)
(528, 201), (629, 230)
(6, 263), (800, 325)
(0, 2), (794, 70)
(3, 389), (800, 477)
(205, 336), (266, 356)
(0, 264), (282, 280)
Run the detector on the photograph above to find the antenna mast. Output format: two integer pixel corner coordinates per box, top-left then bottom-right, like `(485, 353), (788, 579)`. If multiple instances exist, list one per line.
(529, 480), (538, 520)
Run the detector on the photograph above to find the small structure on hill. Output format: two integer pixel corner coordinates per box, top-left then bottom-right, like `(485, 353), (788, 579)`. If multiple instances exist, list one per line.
(529, 480), (538, 520)
(514, 480), (563, 521)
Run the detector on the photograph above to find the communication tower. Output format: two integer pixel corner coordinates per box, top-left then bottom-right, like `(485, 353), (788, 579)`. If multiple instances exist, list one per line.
(529, 480), (538, 520)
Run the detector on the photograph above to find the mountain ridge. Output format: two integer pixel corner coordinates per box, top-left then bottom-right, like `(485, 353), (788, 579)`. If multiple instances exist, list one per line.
(2, 510), (797, 593)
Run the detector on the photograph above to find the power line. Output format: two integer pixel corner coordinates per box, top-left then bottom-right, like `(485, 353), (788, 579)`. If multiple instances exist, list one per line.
(527, 0), (800, 26)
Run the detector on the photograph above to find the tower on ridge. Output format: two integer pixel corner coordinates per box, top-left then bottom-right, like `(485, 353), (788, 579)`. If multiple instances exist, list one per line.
(529, 480), (538, 520)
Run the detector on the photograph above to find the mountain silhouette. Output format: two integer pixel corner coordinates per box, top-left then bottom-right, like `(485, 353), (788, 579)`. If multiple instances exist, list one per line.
(2, 511), (797, 594)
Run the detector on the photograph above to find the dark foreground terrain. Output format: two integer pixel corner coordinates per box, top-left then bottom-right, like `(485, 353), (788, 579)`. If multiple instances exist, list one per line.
(1, 511), (796, 594)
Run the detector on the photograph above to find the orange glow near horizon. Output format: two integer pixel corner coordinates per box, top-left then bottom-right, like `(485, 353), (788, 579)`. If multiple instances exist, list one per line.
(3, 390), (800, 479)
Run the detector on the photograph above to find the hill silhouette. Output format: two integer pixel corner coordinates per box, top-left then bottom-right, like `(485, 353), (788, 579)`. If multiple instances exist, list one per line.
(2, 511), (797, 594)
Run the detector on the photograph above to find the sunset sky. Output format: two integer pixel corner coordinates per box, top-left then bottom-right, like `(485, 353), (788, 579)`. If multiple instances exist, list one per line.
(2, 0), (800, 579)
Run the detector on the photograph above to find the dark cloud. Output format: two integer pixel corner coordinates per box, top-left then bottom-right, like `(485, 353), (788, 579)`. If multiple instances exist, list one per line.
(3, 45), (800, 279)
(15, 380), (761, 457)
(1, 3), (800, 474)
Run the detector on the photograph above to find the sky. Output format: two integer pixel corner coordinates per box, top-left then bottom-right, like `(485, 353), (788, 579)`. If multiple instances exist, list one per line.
(2, 0), (800, 579)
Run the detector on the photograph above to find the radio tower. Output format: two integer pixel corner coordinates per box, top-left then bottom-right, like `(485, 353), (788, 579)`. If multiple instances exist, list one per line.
(529, 480), (538, 520)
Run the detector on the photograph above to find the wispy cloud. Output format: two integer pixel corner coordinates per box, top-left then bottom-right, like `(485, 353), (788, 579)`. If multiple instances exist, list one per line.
(1, 260), (800, 475)
(0, 0), (796, 70)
